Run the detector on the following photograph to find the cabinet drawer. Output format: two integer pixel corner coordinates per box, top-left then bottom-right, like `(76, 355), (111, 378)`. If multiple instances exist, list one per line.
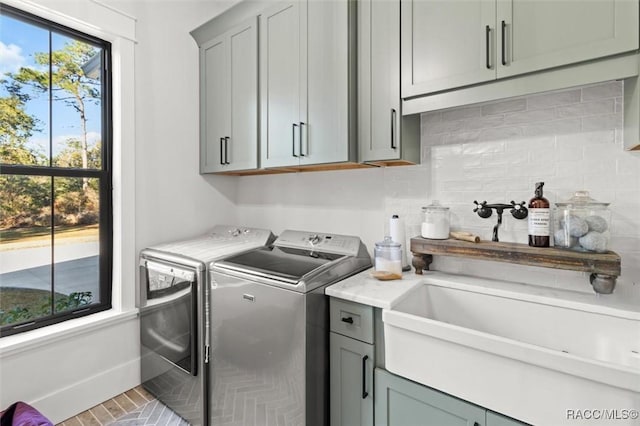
(330, 298), (374, 344)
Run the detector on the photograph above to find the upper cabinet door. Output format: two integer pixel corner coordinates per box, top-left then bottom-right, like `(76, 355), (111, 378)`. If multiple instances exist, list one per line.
(401, 0), (496, 97)
(302, 0), (350, 165)
(201, 35), (229, 173)
(228, 18), (258, 171)
(260, 1), (303, 168)
(360, 0), (400, 162)
(497, 0), (640, 79)
(199, 17), (258, 173)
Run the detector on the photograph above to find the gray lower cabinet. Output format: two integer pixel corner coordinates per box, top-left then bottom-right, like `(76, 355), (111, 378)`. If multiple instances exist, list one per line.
(375, 368), (485, 426)
(330, 332), (374, 426)
(330, 298), (375, 426)
(375, 369), (528, 426)
(486, 411), (528, 426)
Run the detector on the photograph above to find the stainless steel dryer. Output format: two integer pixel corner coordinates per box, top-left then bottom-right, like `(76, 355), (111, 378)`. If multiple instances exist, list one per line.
(209, 230), (372, 426)
(138, 226), (274, 425)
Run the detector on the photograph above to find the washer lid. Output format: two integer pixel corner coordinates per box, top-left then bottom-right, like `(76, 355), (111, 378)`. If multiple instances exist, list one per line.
(212, 230), (372, 292)
(214, 246), (343, 283)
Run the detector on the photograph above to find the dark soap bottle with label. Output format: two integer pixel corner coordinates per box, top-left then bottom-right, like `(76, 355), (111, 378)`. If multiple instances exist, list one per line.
(528, 182), (550, 247)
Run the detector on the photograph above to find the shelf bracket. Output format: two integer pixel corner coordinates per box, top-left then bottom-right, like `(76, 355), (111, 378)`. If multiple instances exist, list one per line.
(412, 253), (433, 275)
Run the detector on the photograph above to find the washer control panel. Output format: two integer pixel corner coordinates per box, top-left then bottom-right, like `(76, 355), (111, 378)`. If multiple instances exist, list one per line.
(275, 230), (363, 256)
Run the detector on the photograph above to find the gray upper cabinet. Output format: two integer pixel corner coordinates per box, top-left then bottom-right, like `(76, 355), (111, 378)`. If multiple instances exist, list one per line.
(401, 0), (496, 98)
(402, 0), (639, 98)
(261, 0), (355, 169)
(199, 17), (258, 173)
(260, 1), (303, 168)
(360, 0), (419, 165)
(498, 0), (639, 79)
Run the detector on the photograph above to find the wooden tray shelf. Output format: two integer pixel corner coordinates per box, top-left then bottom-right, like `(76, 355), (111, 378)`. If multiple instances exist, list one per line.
(410, 237), (621, 293)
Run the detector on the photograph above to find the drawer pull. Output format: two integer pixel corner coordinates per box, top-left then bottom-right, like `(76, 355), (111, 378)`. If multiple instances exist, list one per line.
(341, 316), (354, 324)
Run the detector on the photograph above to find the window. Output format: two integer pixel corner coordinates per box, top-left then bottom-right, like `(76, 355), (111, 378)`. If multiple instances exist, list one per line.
(0, 4), (112, 336)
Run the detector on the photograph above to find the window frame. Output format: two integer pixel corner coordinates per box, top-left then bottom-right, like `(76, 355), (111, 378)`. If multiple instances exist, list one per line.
(0, 3), (113, 337)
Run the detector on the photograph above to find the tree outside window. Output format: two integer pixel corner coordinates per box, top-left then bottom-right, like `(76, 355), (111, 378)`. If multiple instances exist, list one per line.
(0, 4), (112, 335)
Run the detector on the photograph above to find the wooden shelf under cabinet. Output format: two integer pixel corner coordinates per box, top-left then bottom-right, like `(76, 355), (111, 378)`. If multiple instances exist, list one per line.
(410, 237), (621, 279)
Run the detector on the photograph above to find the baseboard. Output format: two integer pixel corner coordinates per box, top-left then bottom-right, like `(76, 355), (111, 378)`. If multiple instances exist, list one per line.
(31, 357), (141, 424)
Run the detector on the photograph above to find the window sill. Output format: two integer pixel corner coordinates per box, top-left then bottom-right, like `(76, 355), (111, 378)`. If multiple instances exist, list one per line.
(0, 309), (138, 358)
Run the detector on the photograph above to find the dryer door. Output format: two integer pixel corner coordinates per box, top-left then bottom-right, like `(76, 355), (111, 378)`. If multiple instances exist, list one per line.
(140, 260), (197, 375)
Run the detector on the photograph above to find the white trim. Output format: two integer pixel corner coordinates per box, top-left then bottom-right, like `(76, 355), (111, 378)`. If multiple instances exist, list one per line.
(0, 309), (138, 358)
(2, 0), (137, 43)
(34, 355), (140, 424)
(89, 0), (137, 22)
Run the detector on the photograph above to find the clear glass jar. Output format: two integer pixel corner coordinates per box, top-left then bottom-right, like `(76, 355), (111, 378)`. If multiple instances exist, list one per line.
(421, 201), (450, 239)
(374, 236), (402, 275)
(554, 191), (611, 252)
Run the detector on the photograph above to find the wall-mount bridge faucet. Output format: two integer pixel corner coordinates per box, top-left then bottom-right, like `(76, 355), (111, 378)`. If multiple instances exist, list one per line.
(473, 201), (528, 242)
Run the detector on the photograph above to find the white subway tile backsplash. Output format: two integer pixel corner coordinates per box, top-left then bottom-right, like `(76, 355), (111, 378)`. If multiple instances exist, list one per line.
(478, 126), (522, 142)
(462, 115), (506, 131)
(556, 99), (615, 118)
(581, 113), (621, 132)
(522, 118), (582, 137)
(421, 111), (442, 124)
(462, 141), (505, 155)
(415, 80), (636, 295)
(441, 105), (482, 122)
(557, 130), (615, 147)
(444, 131), (482, 144)
(425, 119), (466, 135)
(581, 81), (623, 100)
(481, 98), (527, 116)
(431, 144), (463, 159)
(503, 107), (556, 125)
(527, 88), (581, 109)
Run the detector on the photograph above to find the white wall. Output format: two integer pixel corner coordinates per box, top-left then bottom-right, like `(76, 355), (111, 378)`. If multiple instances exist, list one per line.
(1, 1), (241, 422)
(237, 80), (640, 299)
(127, 0), (241, 251)
(0, 0), (140, 423)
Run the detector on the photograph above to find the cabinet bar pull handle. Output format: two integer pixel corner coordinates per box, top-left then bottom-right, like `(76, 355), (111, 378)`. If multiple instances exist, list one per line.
(501, 20), (507, 66)
(224, 137), (230, 164)
(485, 25), (491, 69)
(220, 137), (225, 165)
(299, 122), (305, 157)
(362, 355), (369, 399)
(391, 109), (397, 149)
(341, 316), (354, 324)
(292, 123), (298, 157)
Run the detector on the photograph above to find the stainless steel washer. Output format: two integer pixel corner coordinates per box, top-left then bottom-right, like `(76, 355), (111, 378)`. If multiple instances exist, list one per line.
(209, 230), (372, 426)
(139, 226), (274, 425)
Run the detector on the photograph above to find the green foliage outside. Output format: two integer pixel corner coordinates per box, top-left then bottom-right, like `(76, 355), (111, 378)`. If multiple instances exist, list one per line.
(0, 40), (102, 230)
(0, 288), (93, 326)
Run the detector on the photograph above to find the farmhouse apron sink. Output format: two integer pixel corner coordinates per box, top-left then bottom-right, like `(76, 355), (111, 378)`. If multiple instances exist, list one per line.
(383, 275), (640, 425)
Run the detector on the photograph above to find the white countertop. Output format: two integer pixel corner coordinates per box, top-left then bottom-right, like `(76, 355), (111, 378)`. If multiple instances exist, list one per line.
(327, 268), (640, 320)
(326, 268), (424, 309)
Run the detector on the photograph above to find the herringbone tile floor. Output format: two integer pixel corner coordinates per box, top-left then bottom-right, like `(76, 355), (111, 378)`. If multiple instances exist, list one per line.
(57, 386), (188, 426)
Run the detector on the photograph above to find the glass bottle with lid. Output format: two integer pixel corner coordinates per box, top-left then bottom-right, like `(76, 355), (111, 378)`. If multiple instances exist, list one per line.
(421, 201), (450, 239)
(554, 191), (611, 252)
(374, 236), (402, 276)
